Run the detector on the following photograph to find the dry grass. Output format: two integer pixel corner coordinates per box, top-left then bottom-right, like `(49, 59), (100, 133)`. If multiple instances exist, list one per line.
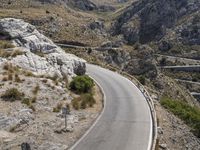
(14, 74), (22, 82)
(0, 49), (24, 58)
(0, 2), (108, 46)
(32, 84), (40, 95)
(0, 40), (14, 49)
(53, 102), (63, 112)
(1, 88), (24, 102)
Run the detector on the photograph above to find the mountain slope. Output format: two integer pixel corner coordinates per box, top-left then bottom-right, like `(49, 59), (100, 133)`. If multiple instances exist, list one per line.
(111, 0), (200, 44)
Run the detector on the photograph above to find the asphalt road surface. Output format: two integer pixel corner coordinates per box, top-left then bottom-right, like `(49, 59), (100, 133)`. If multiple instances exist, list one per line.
(71, 64), (152, 150)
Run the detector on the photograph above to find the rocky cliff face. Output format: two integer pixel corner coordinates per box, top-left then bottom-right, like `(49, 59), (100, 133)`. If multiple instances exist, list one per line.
(0, 18), (86, 78)
(111, 0), (200, 44)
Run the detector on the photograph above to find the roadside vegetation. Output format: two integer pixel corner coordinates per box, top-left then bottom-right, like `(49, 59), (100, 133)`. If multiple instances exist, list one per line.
(72, 93), (96, 110)
(70, 75), (96, 110)
(1, 88), (24, 102)
(161, 96), (200, 137)
(70, 75), (94, 94)
(0, 40), (14, 49)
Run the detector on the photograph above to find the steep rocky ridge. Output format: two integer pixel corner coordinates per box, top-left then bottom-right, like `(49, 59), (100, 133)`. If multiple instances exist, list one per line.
(111, 0), (200, 44)
(0, 18), (86, 78)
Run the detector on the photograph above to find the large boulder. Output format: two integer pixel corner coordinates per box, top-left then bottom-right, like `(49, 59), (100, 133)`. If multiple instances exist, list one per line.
(0, 18), (86, 78)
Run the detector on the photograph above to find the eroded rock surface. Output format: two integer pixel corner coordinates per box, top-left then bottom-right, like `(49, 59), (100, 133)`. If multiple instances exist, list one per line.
(0, 18), (86, 78)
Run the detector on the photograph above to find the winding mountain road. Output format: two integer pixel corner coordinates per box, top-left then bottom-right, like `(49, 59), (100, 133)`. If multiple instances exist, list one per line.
(70, 64), (153, 150)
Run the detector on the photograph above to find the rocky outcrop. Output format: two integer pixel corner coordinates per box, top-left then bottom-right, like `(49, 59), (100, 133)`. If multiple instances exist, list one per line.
(94, 44), (157, 77)
(124, 44), (157, 77)
(176, 13), (200, 45)
(67, 0), (97, 11)
(0, 18), (86, 78)
(111, 0), (200, 44)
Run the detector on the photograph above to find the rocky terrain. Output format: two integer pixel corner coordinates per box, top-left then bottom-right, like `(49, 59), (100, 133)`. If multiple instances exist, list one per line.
(0, 18), (86, 78)
(0, 18), (103, 149)
(0, 0), (200, 149)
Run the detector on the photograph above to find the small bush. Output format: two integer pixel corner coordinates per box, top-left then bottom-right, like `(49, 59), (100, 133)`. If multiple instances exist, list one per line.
(14, 74), (21, 82)
(51, 74), (59, 81)
(8, 73), (13, 81)
(42, 79), (48, 83)
(46, 10), (50, 14)
(159, 57), (167, 66)
(72, 94), (96, 110)
(3, 63), (10, 70)
(1, 88), (24, 101)
(138, 75), (146, 85)
(53, 103), (62, 112)
(32, 84), (40, 95)
(82, 93), (96, 108)
(2, 63), (19, 73)
(29, 105), (36, 111)
(24, 71), (34, 77)
(87, 48), (92, 54)
(9, 125), (18, 132)
(70, 75), (94, 93)
(22, 98), (31, 106)
(31, 97), (37, 103)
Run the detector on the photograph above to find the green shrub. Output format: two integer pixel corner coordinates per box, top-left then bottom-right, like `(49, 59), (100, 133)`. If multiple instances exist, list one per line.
(138, 75), (146, 85)
(1, 88), (24, 101)
(70, 75), (94, 93)
(161, 96), (200, 137)
(22, 98), (31, 106)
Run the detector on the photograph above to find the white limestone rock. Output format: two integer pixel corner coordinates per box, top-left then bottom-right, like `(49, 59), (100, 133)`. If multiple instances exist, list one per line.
(0, 18), (86, 78)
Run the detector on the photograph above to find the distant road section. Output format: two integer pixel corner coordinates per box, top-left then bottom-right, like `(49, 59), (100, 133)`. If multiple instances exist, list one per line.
(160, 65), (200, 72)
(70, 64), (153, 150)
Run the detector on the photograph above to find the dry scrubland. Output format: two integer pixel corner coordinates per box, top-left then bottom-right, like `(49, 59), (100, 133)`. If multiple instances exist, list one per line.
(0, 0), (109, 46)
(0, 60), (103, 149)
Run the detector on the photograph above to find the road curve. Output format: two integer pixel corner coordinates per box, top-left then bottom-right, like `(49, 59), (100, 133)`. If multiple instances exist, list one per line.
(71, 64), (153, 150)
